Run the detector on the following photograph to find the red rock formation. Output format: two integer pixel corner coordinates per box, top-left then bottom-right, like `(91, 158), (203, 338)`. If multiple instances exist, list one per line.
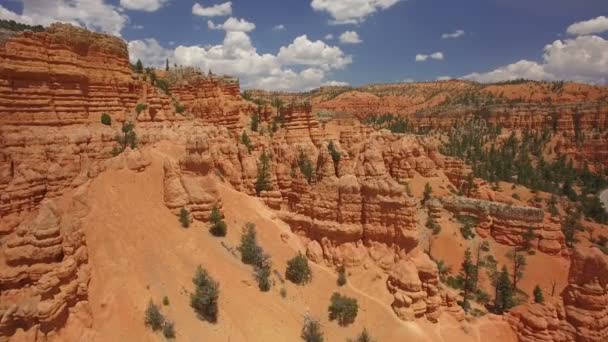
(441, 196), (566, 254)
(506, 246), (608, 342)
(170, 74), (246, 130)
(387, 251), (464, 322)
(0, 199), (89, 337)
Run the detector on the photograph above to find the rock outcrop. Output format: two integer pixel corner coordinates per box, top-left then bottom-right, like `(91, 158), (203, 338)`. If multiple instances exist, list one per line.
(0, 199), (90, 338)
(441, 196), (566, 254)
(163, 159), (222, 222)
(506, 246), (608, 342)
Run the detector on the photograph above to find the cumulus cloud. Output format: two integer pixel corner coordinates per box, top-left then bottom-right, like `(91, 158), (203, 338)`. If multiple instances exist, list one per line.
(324, 34), (334, 40)
(130, 27), (352, 91)
(208, 17), (255, 32)
(323, 80), (350, 86)
(567, 16), (608, 36)
(436, 76), (452, 81)
(311, 0), (403, 25)
(192, 1), (232, 17)
(415, 52), (444, 62)
(441, 29), (465, 39)
(402, 78), (415, 83)
(128, 38), (173, 66)
(0, 0), (127, 36)
(273, 24), (286, 31)
(277, 35), (352, 70)
(339, 31), (362, 44)
(463, 35), (608, 85)
(120, 0), (169, 12)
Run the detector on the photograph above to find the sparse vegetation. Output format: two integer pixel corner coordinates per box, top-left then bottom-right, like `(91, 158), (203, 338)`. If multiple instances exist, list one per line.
(533, 285), (544, 303)
(163, 296), (170, 306)
(286, 253), (312, 285)
(238, 223), (272, 291)
(209, 205), (227, 237)
(251, 113), (260, 132)
(162, 320), (175, 339)
(337, 265), (347, 287)
(190, 265), (219, 323)
(255, 150), (272, 196)
(0, 19), (44, 32)
(144, 300), (164, 331)
(135, 103), (148, 114)
(174, 101), (186, 114)
(493, 265), (514, 314)
(507, 249), (527, 290)
(112, 122), (137, 156)
(301, 316), (324, 342)
(328, 292), (358, 326)
(101, 112), (111, 126)
(298, 149), (315, 184)
(349, 328), (376, 342)
(241, 131), (253, 153)
(179, 207), (190, 228)
(422, 182), (433, 205)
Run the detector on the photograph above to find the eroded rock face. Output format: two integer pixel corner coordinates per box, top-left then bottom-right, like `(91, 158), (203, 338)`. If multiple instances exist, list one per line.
(0, 199), (90, 337)
(387, 252), (463, 322)
(163, 159), (223, 222)
(441, 196), (566, 255)
(506, 246), (608, 342)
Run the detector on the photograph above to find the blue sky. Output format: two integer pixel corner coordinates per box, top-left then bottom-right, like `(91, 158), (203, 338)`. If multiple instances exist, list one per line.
(1, 0), (607, 90)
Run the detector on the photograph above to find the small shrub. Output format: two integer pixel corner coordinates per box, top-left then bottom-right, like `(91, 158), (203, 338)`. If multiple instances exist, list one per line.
(337, 266), (347, 287)
(190, 265), (219, 323)
(301, 317), (324, 342)
(101, 112), (111, 126)
(251, 113), (260, 132)
(162, 296), (170, 306)
(209, 205), (227, 237)
(280, 287), (287, 298)
(460, 221), (476, 240)
(533, 285), (544, 303)
(241, 131), (253, 153)
(349, 328), (376, 342)
(162, 320), (175, 339)
(179, 207), (190, 228)
(286, 253), (312, 285)
(328, 292), (358, 326)
(511, 193), (521, 200)
(239, 223), (262, 265)
(174, 102), (186, 114)
(144, 300), (164, 331)
(238, 223), (273, 291)
(298, 150), (315, 184)
(135, 103), (148, 114)
(113, 121), (137, 155)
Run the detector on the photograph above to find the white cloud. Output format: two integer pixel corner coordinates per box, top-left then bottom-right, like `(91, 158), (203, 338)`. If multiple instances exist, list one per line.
(277, 35), (352, 70)
(192, 1), (232, 17)
(311, 0), (403, 25)
(128, 38), (173, 66)
(441, 29), (465, 39)
(402, 78), (414, 83)
(567, 16), (608, 36)
(0, 0), (128, 36)
(132, 24), (144, 29)
(323, 80), (350, 86)
(273, 24), (286, 31)
(415, 52), (443, 62)
(339, 30), (362, 44)
(120, 0), (169, 12)
(436, 76), (452, 81)
(324, 34), (334, 40)
(208, 17), (255, 32)
(130, 27), (352, 91)
(463, 35), (608, 85)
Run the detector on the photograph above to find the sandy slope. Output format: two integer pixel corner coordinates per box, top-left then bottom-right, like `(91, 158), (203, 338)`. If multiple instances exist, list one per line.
(79, 147), (425, 341)
(64, 144), (516, 341)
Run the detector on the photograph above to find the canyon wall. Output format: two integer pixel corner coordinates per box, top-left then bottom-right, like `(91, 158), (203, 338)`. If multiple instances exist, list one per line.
(506, 246), (608, 342)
